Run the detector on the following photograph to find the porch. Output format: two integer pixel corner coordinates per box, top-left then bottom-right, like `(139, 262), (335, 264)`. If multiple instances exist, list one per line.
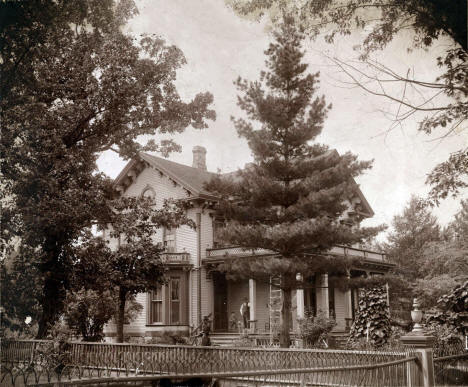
(203, 245), (393, 338)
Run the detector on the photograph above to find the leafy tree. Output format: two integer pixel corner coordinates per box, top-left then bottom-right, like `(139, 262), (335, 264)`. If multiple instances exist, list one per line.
(447, 198), (468, 240)
(386, 196), (440, 281)
(383, 196), (468, 323)
(413, 200), (468, 307)
(226, 0), (467, 203)
(207, 18), (382, 347)
(382, 196), (440, 320)
(0, 1), (215, 338)
(76, 196), (194, 343)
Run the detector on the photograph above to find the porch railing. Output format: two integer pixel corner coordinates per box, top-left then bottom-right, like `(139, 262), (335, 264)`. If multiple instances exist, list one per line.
(206, 246), (273, 259)
(160, 252), (190, 264)
(206, 245), (388, 262)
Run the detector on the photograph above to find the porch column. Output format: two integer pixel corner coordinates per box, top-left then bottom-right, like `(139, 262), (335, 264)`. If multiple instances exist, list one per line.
(344, 274), (353, 331)
(249, 279), (257, 332)
(296, 274), (304, 318)
(317, 274), (329, 317)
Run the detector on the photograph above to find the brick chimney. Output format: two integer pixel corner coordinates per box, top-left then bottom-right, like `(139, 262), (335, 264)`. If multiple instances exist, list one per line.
(192, 146), (207, 171)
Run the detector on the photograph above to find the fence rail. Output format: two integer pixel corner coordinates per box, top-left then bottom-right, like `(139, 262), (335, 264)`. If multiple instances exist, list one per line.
(1, 340), (417, 387)
(1, 339), (419, 386)
(2, 339), (412, 372)
(434, 352), (468, 386)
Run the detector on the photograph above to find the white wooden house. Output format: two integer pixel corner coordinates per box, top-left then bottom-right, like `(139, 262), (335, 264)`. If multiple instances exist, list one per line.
(103, 146), (393, 341)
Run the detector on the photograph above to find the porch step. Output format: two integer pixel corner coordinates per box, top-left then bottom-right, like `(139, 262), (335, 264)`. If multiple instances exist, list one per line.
(209, 333), (240, 347)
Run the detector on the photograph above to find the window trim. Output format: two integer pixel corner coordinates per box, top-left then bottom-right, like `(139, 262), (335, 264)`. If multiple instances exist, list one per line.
(212, 218), (226, 248)
(148, 285), (164, 325)
(141, 185), (156, 202)
(169, 276), (181, 324)
(163, 226), (177, 252)
(147, 271), (188, 326)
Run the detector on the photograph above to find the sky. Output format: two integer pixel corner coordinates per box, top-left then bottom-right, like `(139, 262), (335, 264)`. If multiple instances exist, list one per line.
(97, 0), (467, 239)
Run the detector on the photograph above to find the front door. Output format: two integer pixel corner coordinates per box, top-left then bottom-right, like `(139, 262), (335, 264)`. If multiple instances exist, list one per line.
(212, 272), (228, 331)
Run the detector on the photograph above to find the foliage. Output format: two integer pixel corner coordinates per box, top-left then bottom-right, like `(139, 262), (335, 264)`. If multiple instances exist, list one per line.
(227, 0), (467, 203)
(348, 286), (391, 347)
(0, 0), (215, 338)
(63, 289), (116, 342)
(427, 151), (468, 205)
(386, 196), (440, 279)
(1, 253), (42, 335)
(297, 310), (335, 347)
(382, 196), (441, 320)
(383, 197), (468, 317)
(346, 326), (405, 351)
(206, 17), (383, 348)
(427, 281), (468, 337)
(232, 334), (257, 348)
(448, 198), (468, 239)
(426, 321), (465, 356)
(75, 196), (194, 343)
(33, 339), (73, 375)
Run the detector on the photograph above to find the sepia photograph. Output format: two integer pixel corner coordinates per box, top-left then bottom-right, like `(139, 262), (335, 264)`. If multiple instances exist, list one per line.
(1, 0), (467, 386)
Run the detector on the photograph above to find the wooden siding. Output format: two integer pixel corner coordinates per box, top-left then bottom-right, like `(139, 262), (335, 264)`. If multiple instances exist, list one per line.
(104, 164), (204, 338)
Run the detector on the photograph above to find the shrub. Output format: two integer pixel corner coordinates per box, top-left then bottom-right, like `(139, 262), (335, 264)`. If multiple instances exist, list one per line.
(64, 289), (115, 342)
(64, 289), (142, 342)
(232, 334), (256, 347)
(297, 310), (336, 347)
(427, 280), (468, 337)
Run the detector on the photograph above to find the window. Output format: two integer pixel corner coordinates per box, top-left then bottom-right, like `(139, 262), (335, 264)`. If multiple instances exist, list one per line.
(148, 272), (187, 326)
(142, 186), (155, 200)
(149, 286), (163, 323)
(164, 227), (176, 252)
(170, 277), (180, 324)
(213, 219), (227, 247)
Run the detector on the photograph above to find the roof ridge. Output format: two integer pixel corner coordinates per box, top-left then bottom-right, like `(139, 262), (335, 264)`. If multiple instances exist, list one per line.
(140, 152), (215, 174)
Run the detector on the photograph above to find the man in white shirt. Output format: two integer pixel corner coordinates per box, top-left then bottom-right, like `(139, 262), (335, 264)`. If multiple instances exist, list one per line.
(240, 297), (250, 329)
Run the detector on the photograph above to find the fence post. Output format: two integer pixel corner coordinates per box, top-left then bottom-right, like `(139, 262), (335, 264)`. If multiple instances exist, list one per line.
(400, 299), (435, 387)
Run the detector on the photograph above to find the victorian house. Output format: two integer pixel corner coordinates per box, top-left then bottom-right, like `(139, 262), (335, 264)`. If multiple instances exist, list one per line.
(103, 146), (392, 342)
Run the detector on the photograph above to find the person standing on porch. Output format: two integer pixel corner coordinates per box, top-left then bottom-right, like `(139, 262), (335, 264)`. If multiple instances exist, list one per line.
(200, 315), (211, 346)
(240, 297), (250, 330)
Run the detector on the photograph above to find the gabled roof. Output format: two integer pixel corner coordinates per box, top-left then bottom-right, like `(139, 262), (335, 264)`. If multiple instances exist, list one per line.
(114, 151), (374, 217)
(139, 153), (216, 198)
(114, 153), (217, 199)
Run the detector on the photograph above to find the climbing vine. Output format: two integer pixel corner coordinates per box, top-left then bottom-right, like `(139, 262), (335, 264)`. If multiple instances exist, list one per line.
(348, 286), (391, 347)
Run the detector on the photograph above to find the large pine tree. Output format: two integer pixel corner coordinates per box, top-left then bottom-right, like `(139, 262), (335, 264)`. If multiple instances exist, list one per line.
(207, 18), (382, 347)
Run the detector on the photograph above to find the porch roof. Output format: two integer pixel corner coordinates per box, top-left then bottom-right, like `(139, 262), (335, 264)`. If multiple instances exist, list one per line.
(204, 245), (394, 272)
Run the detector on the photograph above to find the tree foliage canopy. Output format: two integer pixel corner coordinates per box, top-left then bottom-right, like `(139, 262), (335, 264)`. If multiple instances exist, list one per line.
(226, 0), (467, 203)
(0, 0), (215, 337)
(384, 196), (468, 315)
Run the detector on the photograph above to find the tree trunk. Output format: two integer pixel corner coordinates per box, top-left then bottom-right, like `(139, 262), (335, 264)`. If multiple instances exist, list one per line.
(117, 287), (127, 343)
(37, 276), (64, 338)
(279, 285), (292, 348)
